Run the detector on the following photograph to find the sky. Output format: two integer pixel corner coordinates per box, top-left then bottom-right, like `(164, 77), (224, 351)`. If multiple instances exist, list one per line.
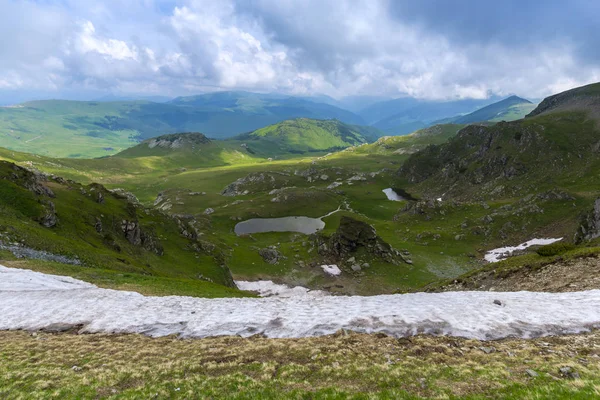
(0, 0), (599, 102)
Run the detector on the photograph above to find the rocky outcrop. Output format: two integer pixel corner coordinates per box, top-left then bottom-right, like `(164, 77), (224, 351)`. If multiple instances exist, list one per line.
(4, 164), (55, 198)
(258, 247), (284, 264)
(40, 201), (58, 228)
(222, 172), (287, 196)
(318, 216), (409, 266)
(109, 188), (140, 205)
(121, 220), (164, 255)
(145, 132), (211, 149)
(575, 198), (600, 243)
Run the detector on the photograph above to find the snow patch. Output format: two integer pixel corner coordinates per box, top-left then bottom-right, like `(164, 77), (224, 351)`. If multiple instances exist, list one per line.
(320, 264), (341, 276)
(235, 280), (328, 298)
(0, 266), (95, 292)
(485, 238), (563, 263)
(382, 188), (404, 201)
(4, 265), (600, 340)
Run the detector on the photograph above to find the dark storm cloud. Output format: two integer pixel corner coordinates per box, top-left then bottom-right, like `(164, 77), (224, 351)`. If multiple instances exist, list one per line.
(0, 0), (598, 100)
(387, 0), (600, 62)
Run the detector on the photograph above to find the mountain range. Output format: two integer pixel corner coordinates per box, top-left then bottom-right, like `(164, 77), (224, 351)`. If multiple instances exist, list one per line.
(0, 90), (535, 158)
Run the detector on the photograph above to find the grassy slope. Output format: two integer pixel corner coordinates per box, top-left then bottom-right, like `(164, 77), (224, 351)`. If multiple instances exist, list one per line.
(452, 96), (536, 124)
(345, 123), (465, 156)
(237, 118), (380, 153)
(0, 160), (247, 298)
(400, 111), (600, 200)
(2, 329), (599, 399)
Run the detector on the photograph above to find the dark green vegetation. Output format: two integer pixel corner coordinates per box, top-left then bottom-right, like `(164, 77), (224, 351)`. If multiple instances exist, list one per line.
(3, 329), (600, 399)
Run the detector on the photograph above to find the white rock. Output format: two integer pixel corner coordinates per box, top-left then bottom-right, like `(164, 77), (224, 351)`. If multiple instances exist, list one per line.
(320, 264), (342, 276)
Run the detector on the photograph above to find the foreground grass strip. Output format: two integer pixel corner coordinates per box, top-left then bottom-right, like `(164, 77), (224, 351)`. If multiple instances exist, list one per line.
(1, 330), (600, 399)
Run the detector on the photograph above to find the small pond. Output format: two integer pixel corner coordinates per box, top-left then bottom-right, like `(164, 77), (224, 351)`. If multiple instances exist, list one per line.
(235, 216), (325, 236)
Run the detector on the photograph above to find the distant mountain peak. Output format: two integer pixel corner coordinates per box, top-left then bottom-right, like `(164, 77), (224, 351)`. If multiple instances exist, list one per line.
(503, 95), (532, 104)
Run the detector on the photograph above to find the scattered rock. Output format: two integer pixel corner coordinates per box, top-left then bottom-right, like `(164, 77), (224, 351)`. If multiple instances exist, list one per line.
(40, 201), (58, 228)
(525, 369), (539, 378)
(259, 247), (283, 264)
(559, 366), (580, 379)
(94, 217), (103, 233)
(204, 208), (215, 215)
(575, 198), (600, 242)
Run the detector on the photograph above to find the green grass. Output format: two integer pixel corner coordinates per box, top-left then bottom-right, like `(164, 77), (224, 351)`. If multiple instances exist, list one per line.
(2, 330), (600, 399)
(0, 160), (242, 294)
(237, 118), (379, 153)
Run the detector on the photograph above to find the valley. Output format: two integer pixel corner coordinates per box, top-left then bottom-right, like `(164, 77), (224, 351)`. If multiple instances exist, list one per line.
(1, 84), (599, 298)
(3, 2), (600, 398)
(1, 82), (600, 399)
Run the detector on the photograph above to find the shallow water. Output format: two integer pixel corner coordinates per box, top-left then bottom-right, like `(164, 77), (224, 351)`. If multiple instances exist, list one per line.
(235, 216), (325, 235)
(382, 188), (405, 201)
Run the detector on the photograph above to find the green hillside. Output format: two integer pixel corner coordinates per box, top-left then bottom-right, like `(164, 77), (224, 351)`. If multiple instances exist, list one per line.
(527, 82), (600, 117)
(0, 93), (365, 158)
(399, 110), (600, 201)
(0, 160), (248, 298)
(345, 123), (465, 156)
(236, 118), (381, 153)
(394, 83), (600, 250)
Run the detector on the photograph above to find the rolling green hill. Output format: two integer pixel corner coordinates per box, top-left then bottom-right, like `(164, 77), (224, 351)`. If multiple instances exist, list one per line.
(236, 118), (381, 153)
(0, 93), (365, 158)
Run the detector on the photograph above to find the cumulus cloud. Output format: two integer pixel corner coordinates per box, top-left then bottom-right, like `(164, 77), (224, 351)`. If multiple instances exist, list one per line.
(0, 0), (598, 100)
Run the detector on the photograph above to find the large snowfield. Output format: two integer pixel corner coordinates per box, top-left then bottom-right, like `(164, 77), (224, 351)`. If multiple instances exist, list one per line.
(2, 265), (600, 340)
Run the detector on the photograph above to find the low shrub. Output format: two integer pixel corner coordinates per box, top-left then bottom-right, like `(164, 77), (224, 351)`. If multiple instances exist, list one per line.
(536, 242), (576, 257)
